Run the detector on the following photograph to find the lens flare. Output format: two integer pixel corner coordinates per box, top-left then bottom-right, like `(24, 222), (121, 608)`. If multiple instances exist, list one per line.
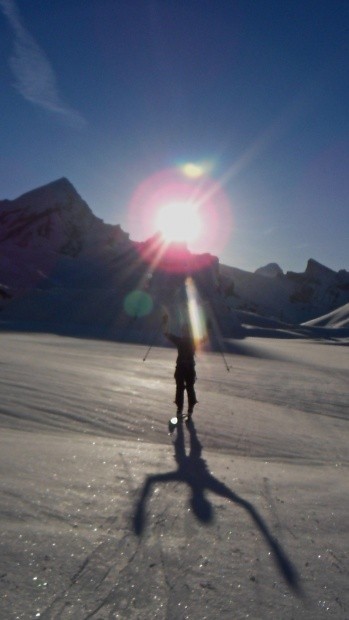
(123, 290), (153, 318)
(181, 162), (205, 178)
(185, 277), (207, 346)
(178, 160), (215, 179)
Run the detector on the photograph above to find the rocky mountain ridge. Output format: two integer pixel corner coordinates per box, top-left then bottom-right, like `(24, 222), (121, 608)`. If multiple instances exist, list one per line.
(1, 178), (348, 338)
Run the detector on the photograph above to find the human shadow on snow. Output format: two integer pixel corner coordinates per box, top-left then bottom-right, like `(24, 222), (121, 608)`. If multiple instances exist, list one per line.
(133, 419), (301, 593)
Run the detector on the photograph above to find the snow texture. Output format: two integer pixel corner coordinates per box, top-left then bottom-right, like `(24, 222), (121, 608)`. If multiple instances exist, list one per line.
(0, 331), (348, 619)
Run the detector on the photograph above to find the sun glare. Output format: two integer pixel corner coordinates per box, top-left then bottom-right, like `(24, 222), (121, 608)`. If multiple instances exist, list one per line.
(155, 201), (202, 244)
(127, 166), (233, 267)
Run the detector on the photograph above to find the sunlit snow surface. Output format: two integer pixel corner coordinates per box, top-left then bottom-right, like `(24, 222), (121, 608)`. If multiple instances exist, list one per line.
(0, 332), (348, 619)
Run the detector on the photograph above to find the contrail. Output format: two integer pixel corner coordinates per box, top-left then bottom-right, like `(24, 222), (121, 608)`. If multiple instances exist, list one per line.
(0, 0), (86, 127)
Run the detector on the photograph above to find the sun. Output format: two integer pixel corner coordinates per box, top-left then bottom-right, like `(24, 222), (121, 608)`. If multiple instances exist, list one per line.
(155, 201), (202, 244)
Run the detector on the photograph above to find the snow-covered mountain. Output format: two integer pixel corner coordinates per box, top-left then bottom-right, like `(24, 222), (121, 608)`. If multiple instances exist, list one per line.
(219, 258), (349, 325)
(302, 301), (349, 329)
(254, 262), (284, 278)
(1, 178), (348, 339)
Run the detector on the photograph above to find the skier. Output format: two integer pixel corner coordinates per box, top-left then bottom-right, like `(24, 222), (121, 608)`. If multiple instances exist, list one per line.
(162, 314), (203, 420)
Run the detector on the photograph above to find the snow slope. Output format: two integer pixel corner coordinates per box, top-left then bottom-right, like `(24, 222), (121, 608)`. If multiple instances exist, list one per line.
(302, 302), (349, 329)
(0, 332), (348, 619)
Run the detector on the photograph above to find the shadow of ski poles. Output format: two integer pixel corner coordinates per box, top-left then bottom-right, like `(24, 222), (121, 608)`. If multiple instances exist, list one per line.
(132, 420), (302, 594)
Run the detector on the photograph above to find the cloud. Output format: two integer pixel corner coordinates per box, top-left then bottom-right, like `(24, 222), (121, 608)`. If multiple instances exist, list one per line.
(0, 0), (86, 128)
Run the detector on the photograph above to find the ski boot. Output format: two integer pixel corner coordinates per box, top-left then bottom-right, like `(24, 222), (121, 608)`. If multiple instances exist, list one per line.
(176, 409), (184, 422)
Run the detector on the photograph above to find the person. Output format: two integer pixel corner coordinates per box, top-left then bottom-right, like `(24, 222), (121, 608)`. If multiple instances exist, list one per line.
(162, 314), (200, 420)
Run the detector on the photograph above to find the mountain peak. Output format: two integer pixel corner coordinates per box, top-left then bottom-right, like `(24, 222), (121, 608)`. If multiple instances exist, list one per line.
(12, 177), (83, 209)
(305, 258), (335, 279)
(255, 263), (283, 278)
(0, 177), (98, 259)
(45, 177), (77, 191)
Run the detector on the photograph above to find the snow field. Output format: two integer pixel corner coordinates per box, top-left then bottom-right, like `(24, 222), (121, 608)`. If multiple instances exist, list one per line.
(0, 333), (348, 619)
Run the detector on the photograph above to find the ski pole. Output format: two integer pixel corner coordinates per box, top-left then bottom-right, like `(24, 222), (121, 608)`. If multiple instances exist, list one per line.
(206, 315), (230, 372)
(142, 329), (159, 361)
(143, 313), (168, 362)
(215, 328), (231, 372)
(219, 346), (230, 372)
(143, 341), (154, 362)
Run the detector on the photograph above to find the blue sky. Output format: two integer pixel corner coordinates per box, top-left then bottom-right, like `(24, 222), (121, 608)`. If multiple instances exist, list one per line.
(0, 0), (348, 272)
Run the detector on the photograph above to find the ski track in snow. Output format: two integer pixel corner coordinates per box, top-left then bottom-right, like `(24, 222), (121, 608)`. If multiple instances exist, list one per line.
(0, 332), (348, 619)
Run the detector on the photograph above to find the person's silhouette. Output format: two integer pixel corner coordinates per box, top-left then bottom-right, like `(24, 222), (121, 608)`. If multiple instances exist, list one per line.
(133, 420), (300, 593)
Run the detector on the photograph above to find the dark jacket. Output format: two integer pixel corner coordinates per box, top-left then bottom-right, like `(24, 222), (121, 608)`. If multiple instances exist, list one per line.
(164, 333), (196, 367)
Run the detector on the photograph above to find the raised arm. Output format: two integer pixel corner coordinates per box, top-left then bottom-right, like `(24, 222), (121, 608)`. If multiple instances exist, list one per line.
(162, 313), (179, 345)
